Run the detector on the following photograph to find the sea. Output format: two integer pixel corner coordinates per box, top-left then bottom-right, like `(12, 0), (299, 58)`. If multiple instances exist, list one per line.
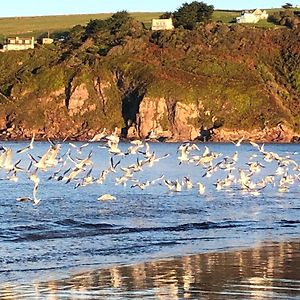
(0, 141), (299, 299)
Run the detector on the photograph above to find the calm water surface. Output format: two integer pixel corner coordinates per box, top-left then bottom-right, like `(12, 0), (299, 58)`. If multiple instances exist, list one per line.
(0, 141), (299, 299)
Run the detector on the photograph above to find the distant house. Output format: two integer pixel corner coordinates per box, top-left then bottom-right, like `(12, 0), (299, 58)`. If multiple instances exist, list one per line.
(236, 8), (269, 23)
(151, 18), (174, 30)
(2, 36), (35, 51)
(42, 37), (54, 45)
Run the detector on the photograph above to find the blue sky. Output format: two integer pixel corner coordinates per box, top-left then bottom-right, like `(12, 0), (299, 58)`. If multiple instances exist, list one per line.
(1, 1), (299, 18)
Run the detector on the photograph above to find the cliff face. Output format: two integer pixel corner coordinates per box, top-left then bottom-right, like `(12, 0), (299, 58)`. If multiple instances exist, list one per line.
(0, 76), (297, 142)
(0, 22), (299, 142)
(137, 97), (199, 141)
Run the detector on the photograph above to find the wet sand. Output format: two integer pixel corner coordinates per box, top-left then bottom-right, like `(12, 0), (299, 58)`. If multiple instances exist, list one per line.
(1, 240), (299, 299)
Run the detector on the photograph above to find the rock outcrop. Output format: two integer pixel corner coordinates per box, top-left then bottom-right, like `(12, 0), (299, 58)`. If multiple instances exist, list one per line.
(136, 97), (200, 141)
(213, 124), (296, 143)
(68, 84), (90, 116)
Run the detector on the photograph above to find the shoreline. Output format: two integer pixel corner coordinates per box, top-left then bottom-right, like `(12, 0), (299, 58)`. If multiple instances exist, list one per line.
(1, 136), (300, 144)
(1, 123), (300, 144)
(2, 239), (299, 299)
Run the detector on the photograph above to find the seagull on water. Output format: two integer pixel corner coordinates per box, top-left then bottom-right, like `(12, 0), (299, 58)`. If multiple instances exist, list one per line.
(98, 194), (116, 201)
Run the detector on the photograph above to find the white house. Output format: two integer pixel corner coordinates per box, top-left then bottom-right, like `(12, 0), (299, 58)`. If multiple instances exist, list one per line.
(2, 36), (35, 51)
(151, 18), (174, 30)
(42, 37), (54, 45)
(236, 9), (269, 24)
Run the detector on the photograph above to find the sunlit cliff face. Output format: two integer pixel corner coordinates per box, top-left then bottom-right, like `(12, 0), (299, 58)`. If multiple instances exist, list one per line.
(1, 240), (299, 299)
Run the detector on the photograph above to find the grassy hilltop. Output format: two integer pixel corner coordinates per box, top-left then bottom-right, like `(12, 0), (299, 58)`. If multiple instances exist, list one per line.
(0, 9), (299, 140)
(0, 12), (162, 39)
(0, 8), (294, 39)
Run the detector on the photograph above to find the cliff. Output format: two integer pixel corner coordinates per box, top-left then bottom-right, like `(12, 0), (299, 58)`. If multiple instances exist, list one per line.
(0, 20), (299, 142)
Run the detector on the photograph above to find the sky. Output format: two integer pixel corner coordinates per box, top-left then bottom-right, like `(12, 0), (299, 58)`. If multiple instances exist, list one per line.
(1, 1), (299, 18)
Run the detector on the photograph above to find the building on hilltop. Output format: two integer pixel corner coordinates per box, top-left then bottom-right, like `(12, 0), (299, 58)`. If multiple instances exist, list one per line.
(42, 37), (54, 45)
(236, 8), (269, 23)
(2, 36), (35, 51)
(151, 18), (174, 30)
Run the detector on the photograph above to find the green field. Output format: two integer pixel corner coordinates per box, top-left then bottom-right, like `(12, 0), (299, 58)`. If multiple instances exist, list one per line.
(0, 12), (162, 39)
(0, 8), (296, 40)
(212, 10), (240, 23)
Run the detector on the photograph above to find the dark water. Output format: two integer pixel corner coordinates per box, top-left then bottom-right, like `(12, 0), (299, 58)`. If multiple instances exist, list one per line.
(0, 142), (299, 298)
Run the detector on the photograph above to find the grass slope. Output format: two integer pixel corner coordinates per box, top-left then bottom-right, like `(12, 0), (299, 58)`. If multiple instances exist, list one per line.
(0, 12), (162, 39)
(0, 8), (294, 39)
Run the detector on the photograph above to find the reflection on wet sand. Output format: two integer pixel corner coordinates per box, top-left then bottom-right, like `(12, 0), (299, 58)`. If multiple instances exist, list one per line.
(1, 240), (299, 299)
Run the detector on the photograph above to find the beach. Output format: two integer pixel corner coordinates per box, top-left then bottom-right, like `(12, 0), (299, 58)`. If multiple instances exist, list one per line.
(1, 240), (299, 299)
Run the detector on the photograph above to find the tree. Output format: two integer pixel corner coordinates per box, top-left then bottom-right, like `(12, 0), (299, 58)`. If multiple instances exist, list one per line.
(85, 19), (108, 35)
(108, 10), (132, 33)
(173, 1), (214, 29)
(282, 2), (293, 9)
(159, 12), (173, 19)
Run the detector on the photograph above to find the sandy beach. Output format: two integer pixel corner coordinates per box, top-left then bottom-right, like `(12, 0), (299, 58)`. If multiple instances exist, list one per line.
(1, 240), (299, 299)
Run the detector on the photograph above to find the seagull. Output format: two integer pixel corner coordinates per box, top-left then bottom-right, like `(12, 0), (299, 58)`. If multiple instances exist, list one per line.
(247, 161), (265, 173)
(163, 179), (181, 192)
(107, 140), (124, 156)
(17, 182), (40, 205)
(29, 146), (55, 171)
(197, 182), (205, 194)
(64, 167), (84, 184)
(213, 179), (226, 191)
(202, 164), (219, 178)
(89, 128), (107, 142)
(29, 168), (40, 186)
(98, 194), (116, 201)
(131, 175), (164, 190)
(145, 129), (158, 140)
(182, 176), (193, 189)
(115, 175), (131, 186)
(108, 157), (121, 173)
(16, 195), (40, 205)
(17, 134), (35, 154)
(250, 141), (265, 153)
(144, 152), (169, 167)
(127, 157), (144, 173)
(177, 143), (191, 164)
(75, 168), (95, 188)
(95, 169), (109, 184)
(7, 159), (23, 174)
(126, 140), (144, 155)
(68, 150), (93, 169)
(2, 148), (14, 170)
(6, 170), (19, 182)
(17, 196), (40, 205)
(139, 142), (153, 158)
(232, 136), (244, 147)
(69, 142), (89, 154)
(131, 180), (151, 190)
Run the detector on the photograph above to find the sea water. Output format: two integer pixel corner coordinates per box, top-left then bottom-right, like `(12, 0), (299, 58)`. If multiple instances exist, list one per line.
(0, 141), (299, 298)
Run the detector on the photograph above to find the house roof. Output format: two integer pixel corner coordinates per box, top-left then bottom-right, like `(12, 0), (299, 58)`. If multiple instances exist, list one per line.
(8, 37), (33, 40)
(6, 37), (34, 45)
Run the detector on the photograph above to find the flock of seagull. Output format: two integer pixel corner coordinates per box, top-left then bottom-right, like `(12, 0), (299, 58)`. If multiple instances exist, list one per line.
(0, 132), (299, 205)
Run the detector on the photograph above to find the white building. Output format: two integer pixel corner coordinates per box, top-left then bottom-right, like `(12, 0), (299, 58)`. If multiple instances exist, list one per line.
(42, 37), (54, 45)
(151, 18), (174, 30)
(3, 36), (35, 51)
(236, 9), (269, 24)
